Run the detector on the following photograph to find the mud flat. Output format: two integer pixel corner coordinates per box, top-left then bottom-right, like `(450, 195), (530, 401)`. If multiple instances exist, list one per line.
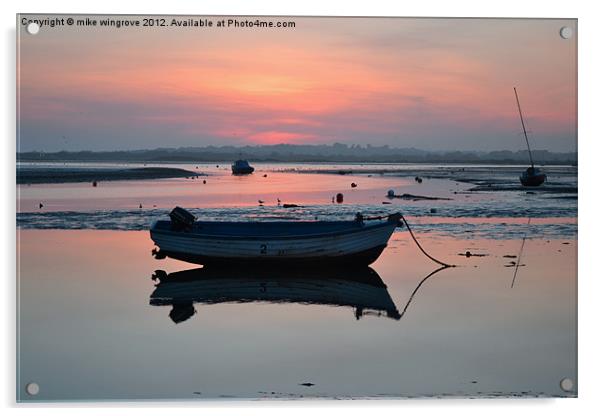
(285, 165), (577, 194)
(466, 184), (577, 193)
(17, 167), (203, 184)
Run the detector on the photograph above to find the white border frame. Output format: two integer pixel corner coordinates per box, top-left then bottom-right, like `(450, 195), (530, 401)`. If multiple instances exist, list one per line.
(3, 1), (599, 414)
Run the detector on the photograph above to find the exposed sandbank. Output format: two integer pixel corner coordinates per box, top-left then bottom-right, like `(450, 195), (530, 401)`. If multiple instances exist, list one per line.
(17, 167), (203, 184)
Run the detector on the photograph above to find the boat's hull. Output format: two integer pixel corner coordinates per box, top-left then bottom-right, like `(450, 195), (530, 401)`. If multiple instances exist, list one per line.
(231, 167), (254, 175)
(519, 170), (546, 187)
(156, 244), (388, 266)
(150, 220), (398, 266)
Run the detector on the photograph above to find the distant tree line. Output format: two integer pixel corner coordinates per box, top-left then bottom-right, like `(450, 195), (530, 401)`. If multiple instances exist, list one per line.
(17, 143), (577, 165)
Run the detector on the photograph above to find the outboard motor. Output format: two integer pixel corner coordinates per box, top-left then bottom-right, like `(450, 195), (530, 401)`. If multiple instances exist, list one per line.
(169, 303), (196, 324)
(169, 206), (196, 231)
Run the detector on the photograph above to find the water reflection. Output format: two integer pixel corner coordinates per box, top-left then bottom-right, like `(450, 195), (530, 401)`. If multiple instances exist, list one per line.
(150, 266), (403, 323)
(398, 266), (449, 319)
(149, 265), (453, 324)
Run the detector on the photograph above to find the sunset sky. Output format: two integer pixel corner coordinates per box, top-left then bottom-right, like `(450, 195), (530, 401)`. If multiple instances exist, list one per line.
(17, 16), (577, 152)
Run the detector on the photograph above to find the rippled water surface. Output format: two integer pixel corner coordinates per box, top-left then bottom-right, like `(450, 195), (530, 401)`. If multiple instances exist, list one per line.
(17, 162), (577, 239)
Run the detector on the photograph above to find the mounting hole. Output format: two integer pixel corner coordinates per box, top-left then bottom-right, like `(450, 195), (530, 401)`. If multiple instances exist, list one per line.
(25, 382), (40, 396)
(26, 22), (40, 35)
(559, 26), (573, 40)
(560, 377), (574, 392)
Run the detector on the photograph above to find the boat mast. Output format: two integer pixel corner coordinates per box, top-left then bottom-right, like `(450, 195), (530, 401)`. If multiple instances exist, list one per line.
(513, 87), (534, 169)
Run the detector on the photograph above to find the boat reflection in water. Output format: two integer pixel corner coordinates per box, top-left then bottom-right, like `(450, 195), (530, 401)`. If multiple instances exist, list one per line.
(149, 266), (403, 324)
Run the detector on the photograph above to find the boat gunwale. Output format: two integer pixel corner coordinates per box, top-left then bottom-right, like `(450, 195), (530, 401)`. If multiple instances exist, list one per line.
(150, 219), (397, 241)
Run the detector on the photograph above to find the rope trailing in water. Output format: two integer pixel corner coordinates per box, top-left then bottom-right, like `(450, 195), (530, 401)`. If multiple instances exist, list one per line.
(399, 213), (455, 268)
(357, 211), (453, 267)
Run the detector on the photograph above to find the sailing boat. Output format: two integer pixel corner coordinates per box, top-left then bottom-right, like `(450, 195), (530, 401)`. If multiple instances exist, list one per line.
(514, 87), (547, 187)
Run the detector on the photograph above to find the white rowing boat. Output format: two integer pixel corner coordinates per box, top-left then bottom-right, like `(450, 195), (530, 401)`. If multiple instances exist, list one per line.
(150, 208), (401, 266)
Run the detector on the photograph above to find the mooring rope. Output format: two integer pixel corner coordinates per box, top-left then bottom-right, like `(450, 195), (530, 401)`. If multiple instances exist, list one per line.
(359, 211), (454, 267)
(399, 213), (455, 268)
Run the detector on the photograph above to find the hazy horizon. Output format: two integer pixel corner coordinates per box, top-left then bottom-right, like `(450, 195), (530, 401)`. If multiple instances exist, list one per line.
(17, 142), (576, 155)
(18, 16), (577, 153)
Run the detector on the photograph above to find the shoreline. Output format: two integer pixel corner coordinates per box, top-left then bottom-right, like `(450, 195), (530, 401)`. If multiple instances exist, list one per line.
(18, 159), (577, 166)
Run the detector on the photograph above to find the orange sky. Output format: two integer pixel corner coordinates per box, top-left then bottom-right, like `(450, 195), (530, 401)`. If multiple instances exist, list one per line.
(18, 16), (577, 152)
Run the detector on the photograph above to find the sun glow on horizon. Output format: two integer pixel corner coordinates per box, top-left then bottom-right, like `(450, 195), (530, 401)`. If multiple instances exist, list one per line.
(18, 17), (576, 152)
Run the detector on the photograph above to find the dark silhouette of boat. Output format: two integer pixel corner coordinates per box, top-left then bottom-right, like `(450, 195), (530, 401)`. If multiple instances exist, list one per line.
(519, 166), (546, 187)
(231, 159), (254, 175)
(514, 87), (547, 187)
(149, 266), (402, 323)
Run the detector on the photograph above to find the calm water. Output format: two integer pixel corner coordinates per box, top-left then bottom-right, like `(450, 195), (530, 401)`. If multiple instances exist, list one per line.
(16, 163), (577, 401)
(17, 231), (577, 401)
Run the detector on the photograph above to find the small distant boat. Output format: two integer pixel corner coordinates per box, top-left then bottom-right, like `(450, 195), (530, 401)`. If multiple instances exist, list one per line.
(150, 207), (401, 266)
(514, 87), (547, 187)
(149, 266), (401, 323)
(231, 159), (254, 175)
(519, 166), (546, 187)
